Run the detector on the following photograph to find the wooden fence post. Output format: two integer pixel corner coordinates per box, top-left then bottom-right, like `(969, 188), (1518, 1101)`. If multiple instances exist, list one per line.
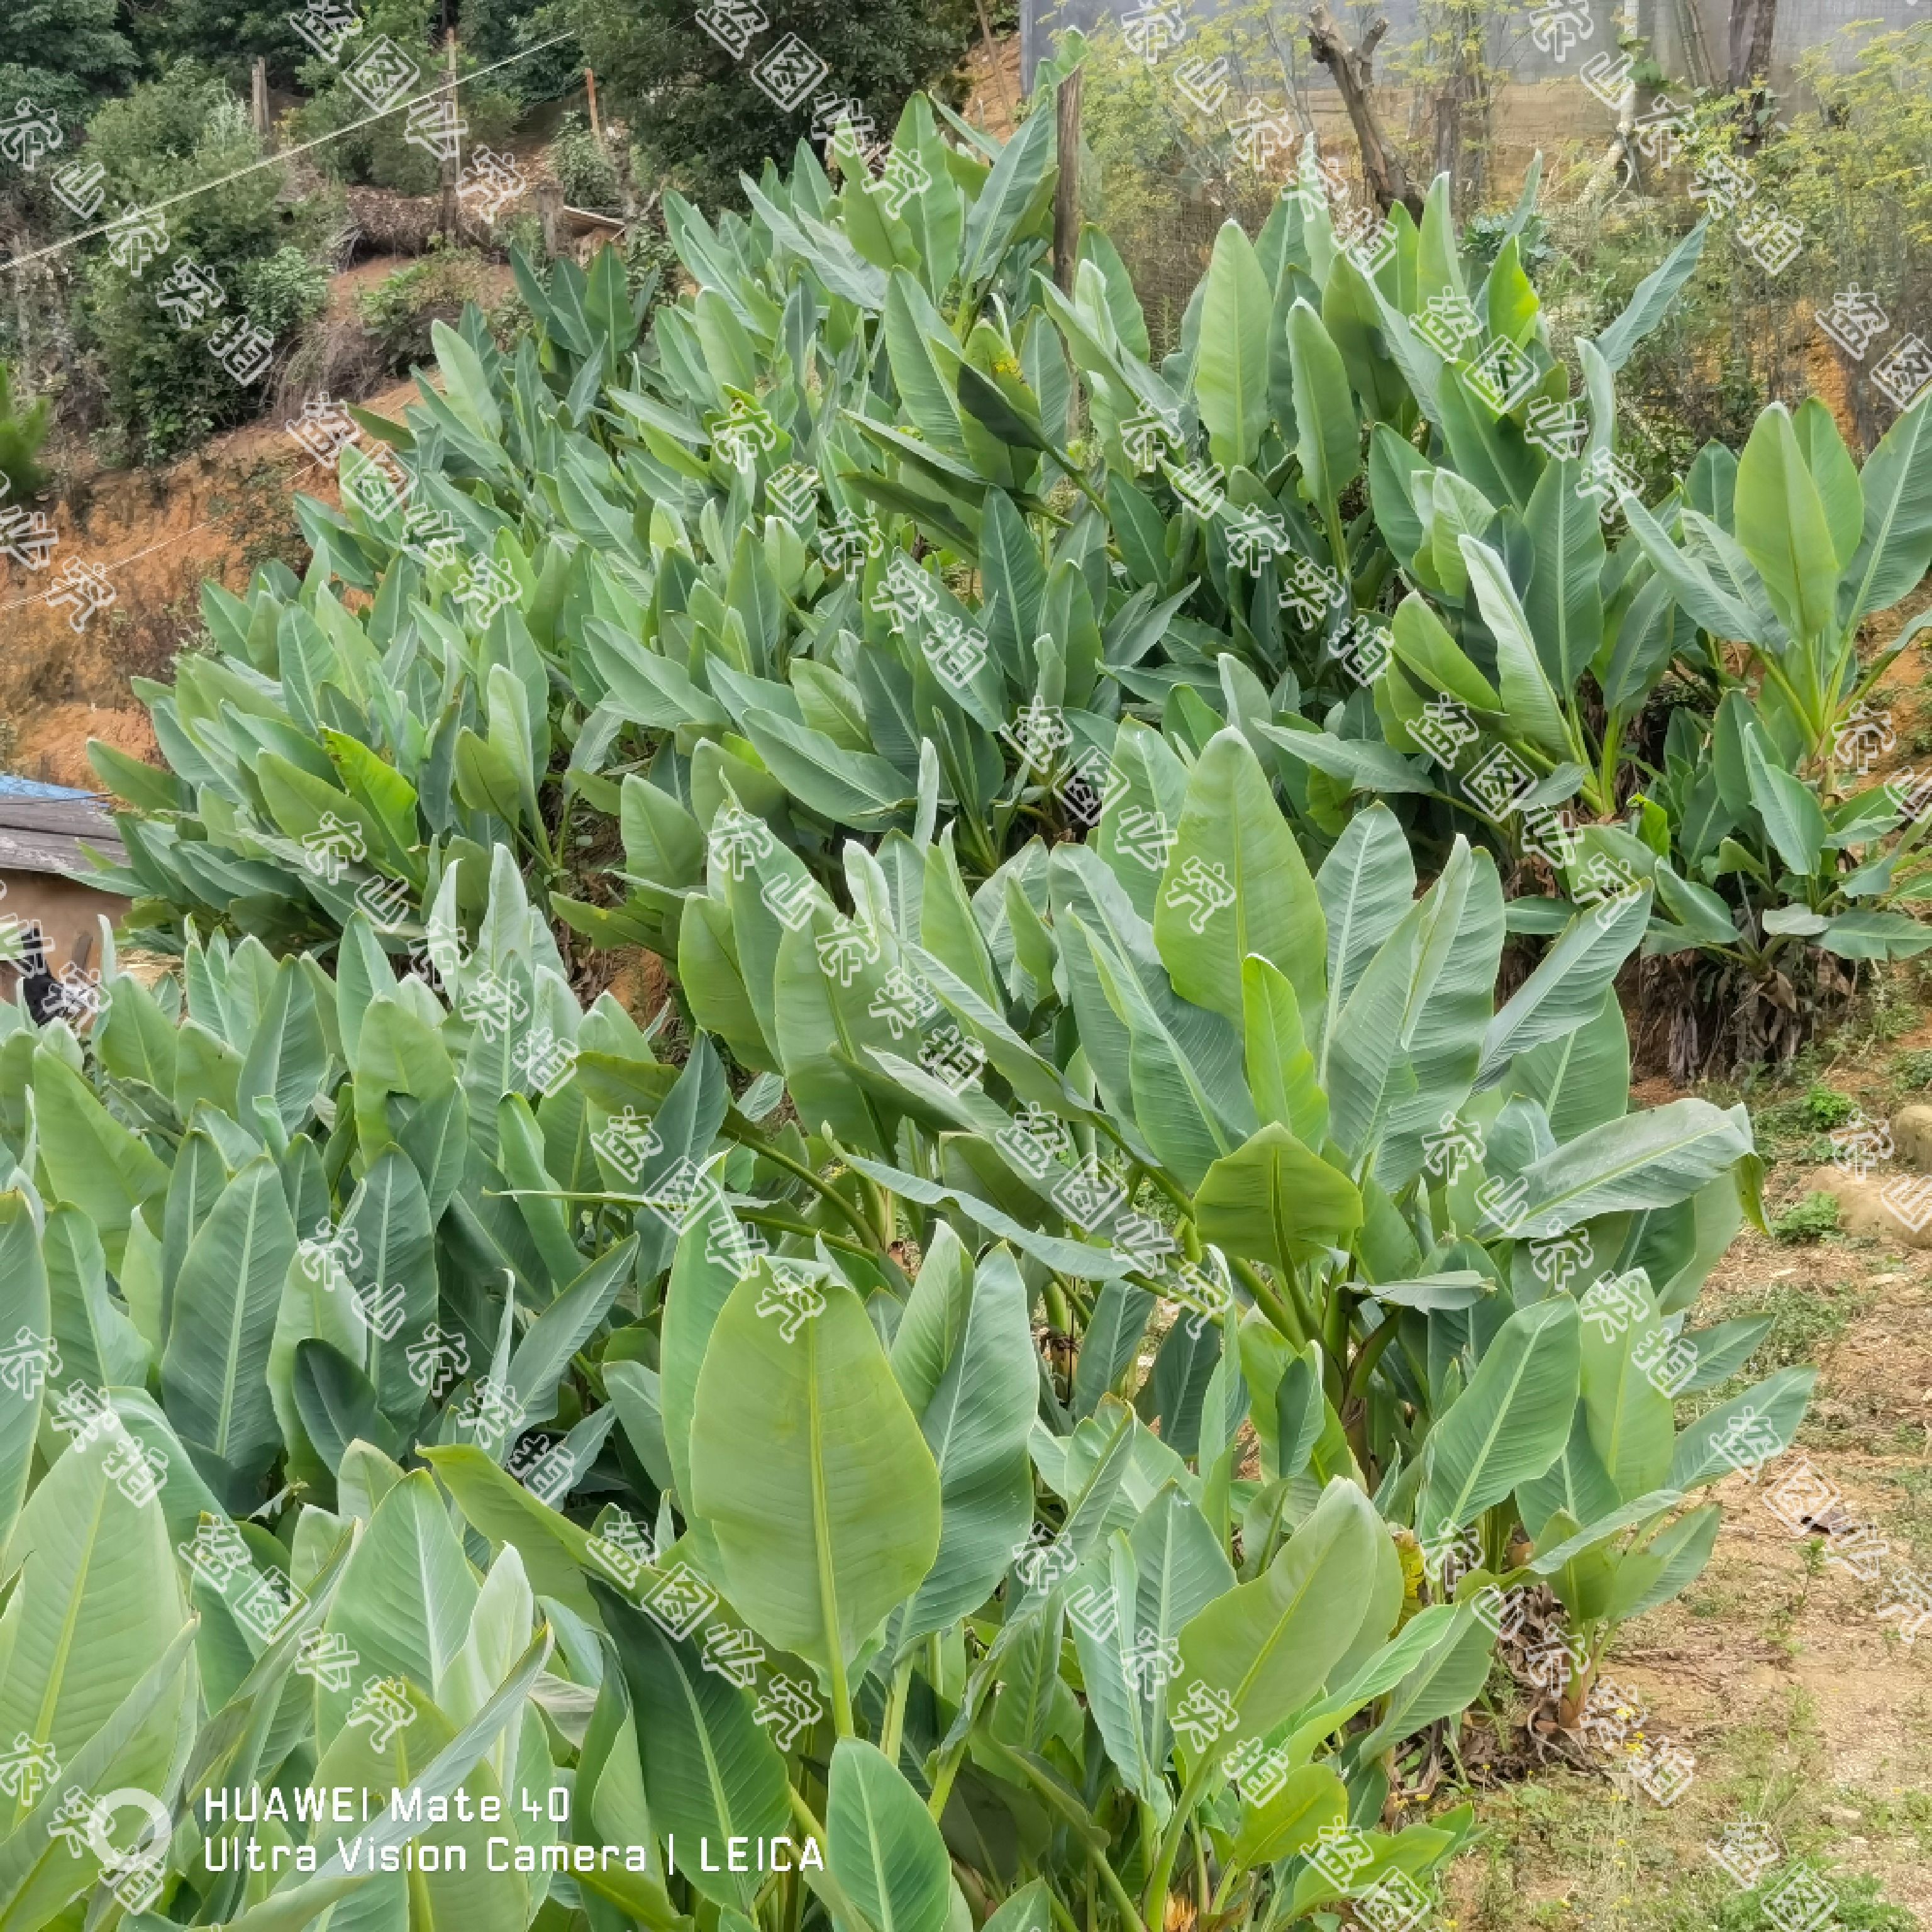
(1052, 67), (1083, 294)
(439, 30), (460, 239)
(250, 58), (272, 148)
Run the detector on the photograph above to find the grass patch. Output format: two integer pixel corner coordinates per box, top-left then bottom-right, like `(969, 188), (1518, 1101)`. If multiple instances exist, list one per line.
(1771, 1193), (1842, 1245)
(1453, 1684), (1929, 1931)
(1746, 1081), (1859, 1168)
(1888, 1047), (1932, 1091)
(1713, 1868), (1919, 1931)
(1752, 1279), (1861, 1367)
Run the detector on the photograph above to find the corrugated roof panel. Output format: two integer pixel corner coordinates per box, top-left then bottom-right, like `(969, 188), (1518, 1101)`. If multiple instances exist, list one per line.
(0, 774), (99, 802)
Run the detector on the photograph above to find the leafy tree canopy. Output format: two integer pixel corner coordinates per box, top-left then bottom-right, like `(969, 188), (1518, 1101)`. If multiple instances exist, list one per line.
(126, 0), (318, 93)
(0, 0), (136, 130)
(574, 0), (975, 192)
(79, 67), (333, 462)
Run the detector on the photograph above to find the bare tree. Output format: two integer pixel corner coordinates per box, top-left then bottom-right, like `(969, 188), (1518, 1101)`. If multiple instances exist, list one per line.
(1305, 3), (1425, 219)
(1580, 0), (1643, 203)
(1727, 0), (1777, 94)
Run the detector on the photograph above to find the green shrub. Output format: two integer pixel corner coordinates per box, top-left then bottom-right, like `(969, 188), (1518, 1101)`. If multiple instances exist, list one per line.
(357, 241), (497, 370)
(1892, 1048), (1932, 1087)
(75, 73), (334, 463)
(0, 0), (135, 130)
(618, 205), (677, 307)
(1780, 22), (1932, 443)
(1801, 1085), (1856, 1129)
(575, 0), (975, 194)
(287, 0), (519, 194)
(550, 108), (622, 211)
(459, 0), (582, 103)
(0, 362), (52, 504)
(1462, 207), (1552, 278)
(1074, 13), (1282, 352)
(1773, 1191), (1843, 1243)
(125, 0), (317, 92)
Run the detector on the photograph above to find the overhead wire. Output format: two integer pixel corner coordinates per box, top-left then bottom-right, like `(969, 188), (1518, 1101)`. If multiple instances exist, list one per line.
(0, 513), (231, 617)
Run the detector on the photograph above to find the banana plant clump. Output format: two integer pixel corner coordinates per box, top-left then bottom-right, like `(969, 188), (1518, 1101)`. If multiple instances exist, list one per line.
(31, 57), (1861, 1932)
(84, 70), (1932, 1081)
(0, 813), (1804, 1932)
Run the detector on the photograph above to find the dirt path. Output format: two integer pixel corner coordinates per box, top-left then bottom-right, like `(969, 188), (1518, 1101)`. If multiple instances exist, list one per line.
(1450, 1035), (1932, 1928)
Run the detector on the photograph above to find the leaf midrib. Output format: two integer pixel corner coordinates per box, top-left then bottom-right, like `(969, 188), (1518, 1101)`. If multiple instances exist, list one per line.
(1525, 1109), (1742, 1229)
(1848, 404), (1928, 622)
(1438, 1321), (1547, 1526)
(30, 1468), (111, 1773)
(214, 1173), (266, 1458)
(806, 1314), (841, 1674)
(1233, 1530), (1333, 1713)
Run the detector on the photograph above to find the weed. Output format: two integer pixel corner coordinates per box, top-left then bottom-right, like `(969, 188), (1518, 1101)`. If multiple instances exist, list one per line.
(1713, 1869), (1918, 1931)
(1845, 975), (1922, 1050)
(550, 109), (623, 213)
(1745, 1070), (1863, 1165)
(1844, 1785), (1932, 1858)
(1757, 1279), (1860, 1365)
(1772, 1193), (1843, 1244)
(1882, 1464), (1932, 1556)
(357, 244), (497, 374)
(1802, 1086), (1857, 1129)
(1889, 1048), (1932, 1089)
(0, 361), (52, 503)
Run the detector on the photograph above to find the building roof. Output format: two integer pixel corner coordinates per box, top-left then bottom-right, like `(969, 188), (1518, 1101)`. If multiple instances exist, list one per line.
(0, 777), (127, 880)
(0, 774), (97, 802)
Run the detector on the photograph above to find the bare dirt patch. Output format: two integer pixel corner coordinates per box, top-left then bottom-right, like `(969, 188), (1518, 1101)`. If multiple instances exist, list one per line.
(1447, 1189), (1932, 1927)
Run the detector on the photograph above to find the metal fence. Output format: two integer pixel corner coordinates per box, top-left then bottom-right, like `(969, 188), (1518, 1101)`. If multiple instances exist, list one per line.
(1023, 0), (1924, 91)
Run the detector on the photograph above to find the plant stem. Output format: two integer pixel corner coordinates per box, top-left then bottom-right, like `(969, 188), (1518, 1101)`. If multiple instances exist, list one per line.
(1324, 504), (1350, 592)
(880, 1653), (914, 1763)
(826, 1641), (855, 1741)
(1282, 1258), (1324, 1348)
(1595, 713), (1624, 821)
(485, 1189), (867, 1258)
(1230, 1256), (1305, 1346)
(785, 1782), (826, 1841)
(785, 1787), (875, 1932)
(864, 1172), (896, 1249)
(1345, 1315), (1401, 1407)
(736, 1207), (874, 1256)
(987, 1741), (1145, 1932)
(926, 1745), (963, 1823)
(1751, 647), (1816, 747)
(1046, 443), (1109, 513)
(1141, 1758), (1214, 1930)
(738, 1134), (883, 1248)
(1133, 1158), (1197, 1224)
(1322, 1282), (1354, 1404)
(1046, 1889), (1084, 1932)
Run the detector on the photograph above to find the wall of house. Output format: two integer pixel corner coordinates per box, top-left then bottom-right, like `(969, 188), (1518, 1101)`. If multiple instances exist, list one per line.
(0, 872), (130, 994)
